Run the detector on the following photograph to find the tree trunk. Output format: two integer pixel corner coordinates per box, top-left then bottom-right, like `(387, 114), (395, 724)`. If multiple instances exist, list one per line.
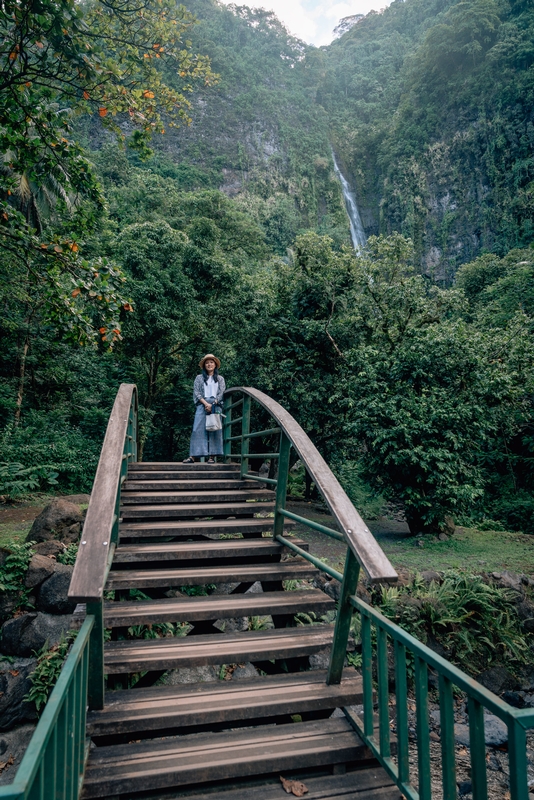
(14, 336), (30, 427)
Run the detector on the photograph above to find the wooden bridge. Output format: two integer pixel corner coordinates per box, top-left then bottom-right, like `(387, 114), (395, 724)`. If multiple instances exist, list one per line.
(1, 384), (533, 800)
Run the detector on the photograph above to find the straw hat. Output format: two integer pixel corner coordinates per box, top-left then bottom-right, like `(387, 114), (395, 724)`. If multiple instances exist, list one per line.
(199, 353), (221, 369)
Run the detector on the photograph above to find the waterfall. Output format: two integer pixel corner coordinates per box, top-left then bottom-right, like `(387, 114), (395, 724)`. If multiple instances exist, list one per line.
(331, 150), (367, 251)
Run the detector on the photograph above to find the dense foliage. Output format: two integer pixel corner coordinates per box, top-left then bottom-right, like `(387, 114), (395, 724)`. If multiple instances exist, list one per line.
(0, 0), (533, 540)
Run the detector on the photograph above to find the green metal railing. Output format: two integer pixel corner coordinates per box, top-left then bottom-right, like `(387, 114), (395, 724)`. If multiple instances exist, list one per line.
(224, 387), (534, 800)
(0, 617), (94, 800)
(346, 595), (534, 800)
(0, 384), (138, 799)
(223, 387), (397, 686)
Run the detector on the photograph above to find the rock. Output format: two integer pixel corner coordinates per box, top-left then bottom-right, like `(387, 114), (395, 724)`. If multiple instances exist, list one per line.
(454, 724), (470, 747)
(477, 666), (516, 695)
(491, 570), (523, 594)
(324, 581), (340, 602)
(26, 499), (82, 544)
(219, 617), (249, 633)
(61, 494), (90, 505)
(232, 662), (259, 680)
(161, 665), (219, 685)
(502, 690), (524, 708)
(416, 539), (424, 548)
(458, 780), (472, 796)
(0, 723), (36, 785)
(438, 533), (449, 542)
(0, 612), (74, 657)
(37, 563), (75, 614)
(309, 647), (331, 670)
(420, 570), (443, 585)
(483, 710), (508, 746)
(517, 600), (534, 633)
(0, 659), (37, 731)
(441, 515), (456, 535)
(0, 594), (19, 626)
(24, 554), (55, 589)
(33, 541), (65, 558)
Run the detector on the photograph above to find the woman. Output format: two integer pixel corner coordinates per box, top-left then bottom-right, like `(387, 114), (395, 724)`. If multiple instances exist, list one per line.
(183, 354), (226, 463)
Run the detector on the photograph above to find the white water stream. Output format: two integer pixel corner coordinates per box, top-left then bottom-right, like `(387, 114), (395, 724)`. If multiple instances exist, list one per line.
(332, 151), (367, 251)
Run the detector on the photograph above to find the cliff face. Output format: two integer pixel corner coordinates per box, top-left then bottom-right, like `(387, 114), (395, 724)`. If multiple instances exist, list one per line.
(139, 0), (533, 273)
(315, 0), (534, 279)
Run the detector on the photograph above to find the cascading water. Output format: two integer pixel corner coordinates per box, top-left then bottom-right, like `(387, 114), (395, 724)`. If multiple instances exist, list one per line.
(331, 150), (367, 251)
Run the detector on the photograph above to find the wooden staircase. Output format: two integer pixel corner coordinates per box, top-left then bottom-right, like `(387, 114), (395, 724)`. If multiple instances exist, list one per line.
(78, 461), (398, 799)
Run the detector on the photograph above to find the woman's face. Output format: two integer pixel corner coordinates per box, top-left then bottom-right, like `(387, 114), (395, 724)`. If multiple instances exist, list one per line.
(204, 359), (216, 374)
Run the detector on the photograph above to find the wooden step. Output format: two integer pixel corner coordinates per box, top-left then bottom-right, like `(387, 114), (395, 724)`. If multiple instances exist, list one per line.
(105, 560), (320, 589)
(168, 769), (400, 800)
(119, 518), (293, 538)
(104, 624), (334, 673)
(120, 501), (274, 519)
(81, 718), (365, 798)
(86, 670), (362, 736)
(113, 537), (307, 562)
(127, 470), (241, 480)
(97, 589), (333, 627)
(128, 462), (240, 471)
(123, 479), (258, 491)
(121, 489), (275, 505)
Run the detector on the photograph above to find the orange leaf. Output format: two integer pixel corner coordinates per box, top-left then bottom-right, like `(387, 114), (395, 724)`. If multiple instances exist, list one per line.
(112, 328), (121, 334)
(35, 41), (44, 48)
(70, 243), (78, 252)
(143, 90), (155, 99)
(53, 245), (62, 252)
(99, 327), (106, 334)
(152, 43), (160, 49)
(2, 212), (8, 220)
(83, 91), (90, 100)
(72, 288), (81, 297)
(280, 777), (308, 797)
(98, 107), (108, 117)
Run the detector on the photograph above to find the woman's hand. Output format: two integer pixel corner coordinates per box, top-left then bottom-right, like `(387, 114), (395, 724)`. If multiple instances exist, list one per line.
(203, 401), (212, 413)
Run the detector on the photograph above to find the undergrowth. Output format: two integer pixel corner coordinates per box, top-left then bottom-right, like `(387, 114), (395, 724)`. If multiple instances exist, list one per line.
(26, 631), (78, 712)
(373, 572), (529, 675)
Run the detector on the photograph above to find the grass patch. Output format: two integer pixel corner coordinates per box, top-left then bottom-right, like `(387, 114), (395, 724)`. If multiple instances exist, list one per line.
(380, 528), (534, 575)
(0, 521), (33, 550)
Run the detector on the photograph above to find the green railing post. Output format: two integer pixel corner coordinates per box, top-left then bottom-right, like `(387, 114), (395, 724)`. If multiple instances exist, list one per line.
(87, 602), (105, 710)
(327, 547), (360, 685)
(509, 719), (529, 800)
(223, 397), (232, 461)
(273, 431), (291, 538)
(415, 656), (431, 800)
(240, 395), (251, 478)
(361, 613), (374, 738)
(394, 640), (410, 786)
(439, 674), (457, 800)
(468, 696), (488, 800)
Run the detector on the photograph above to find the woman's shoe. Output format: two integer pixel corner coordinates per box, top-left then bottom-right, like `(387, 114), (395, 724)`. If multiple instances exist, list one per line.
(183, 456), (195, 463)
(207, 457), (215, 464)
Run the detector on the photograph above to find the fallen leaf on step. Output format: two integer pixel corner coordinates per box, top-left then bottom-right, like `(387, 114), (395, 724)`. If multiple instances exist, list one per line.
(280, 776), (308, 796)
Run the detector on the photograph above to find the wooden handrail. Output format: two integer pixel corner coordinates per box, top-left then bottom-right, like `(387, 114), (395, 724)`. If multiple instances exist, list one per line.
(225, 387), (397, 584)
(68, 384), (138, 603)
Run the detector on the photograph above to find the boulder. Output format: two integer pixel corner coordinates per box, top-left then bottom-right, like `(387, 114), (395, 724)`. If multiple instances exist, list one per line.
(0, 658), (37, 731)
(33, 541), (65, 558)
(517, 600), (534, 633)
(24, 554), (55, 590)
(0, 594), (20, 626)
(477, 666), (516, 695)
(26, 499), (82, 545)
(231, 662), (259, 680)
(323, 581), (340, 602)
(420, 570), (443, 585)
(454, 712), (508, 747)
(161, 665), (219, 685)
(491, 570), (523, 594)
(0, 723), (36, 784)
(37, 563), (75, 615)
(0, 612), (74, 658)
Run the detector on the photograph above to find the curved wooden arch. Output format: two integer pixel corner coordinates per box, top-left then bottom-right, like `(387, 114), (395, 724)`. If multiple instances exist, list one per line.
(225, 387), (397, 584)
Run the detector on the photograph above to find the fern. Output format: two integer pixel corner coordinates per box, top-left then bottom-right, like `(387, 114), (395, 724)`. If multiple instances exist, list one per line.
(25, 631), (77, 713)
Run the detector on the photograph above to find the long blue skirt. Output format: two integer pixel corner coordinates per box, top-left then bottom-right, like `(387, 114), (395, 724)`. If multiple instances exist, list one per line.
(189, 402), (223, 457)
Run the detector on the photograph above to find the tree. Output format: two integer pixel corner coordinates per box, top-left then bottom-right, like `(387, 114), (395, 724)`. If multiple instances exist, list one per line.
(0, 0), (215, 345)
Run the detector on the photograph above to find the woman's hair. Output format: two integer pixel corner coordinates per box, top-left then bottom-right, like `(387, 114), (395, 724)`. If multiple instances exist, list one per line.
(202, 367), (219, 383)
